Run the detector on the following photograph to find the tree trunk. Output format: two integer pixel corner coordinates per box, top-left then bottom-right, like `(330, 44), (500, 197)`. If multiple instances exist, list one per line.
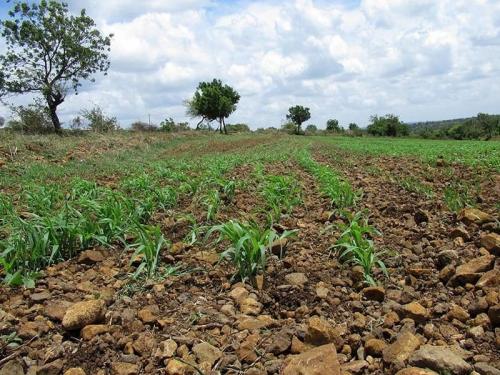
(222, 117), (227, 135)
(219, 118), (223, 134)
(48, 104), (62, 134)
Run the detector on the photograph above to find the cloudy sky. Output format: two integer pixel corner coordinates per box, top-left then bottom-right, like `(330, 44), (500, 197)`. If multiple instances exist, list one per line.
(0, 0), (499, 129)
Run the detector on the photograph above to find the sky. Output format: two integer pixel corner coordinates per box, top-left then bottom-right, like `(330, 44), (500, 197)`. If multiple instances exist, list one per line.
(0, 0), (499, 129)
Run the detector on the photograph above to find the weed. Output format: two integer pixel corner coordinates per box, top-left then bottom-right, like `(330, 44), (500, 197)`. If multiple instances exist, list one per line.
(332, 212), (387, 285)
(208, 220), (297, 282)
(398, 176), (434, 198)
(128, 225), (168, 279)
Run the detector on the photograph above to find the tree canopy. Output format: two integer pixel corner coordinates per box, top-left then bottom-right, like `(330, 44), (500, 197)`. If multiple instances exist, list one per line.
(286, 105), (311, 135)
(326, 119), (342, 133)
(367, 114), (409, 137)
(0, 0), (112, 133)
(186, 79), (240, 134)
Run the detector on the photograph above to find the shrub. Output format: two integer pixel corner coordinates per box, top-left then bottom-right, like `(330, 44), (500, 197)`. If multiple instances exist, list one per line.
(7, 103), (54, 134)
(81, 106), (119, 133)
(367, 114), (409, 137)
(131, 121), (158, 132)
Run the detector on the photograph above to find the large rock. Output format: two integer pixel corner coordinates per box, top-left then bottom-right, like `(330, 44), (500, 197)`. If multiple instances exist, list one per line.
(81, 324), (109, 340)
(451, 255), (495, 285)
(383, 331), (421, 364)
(409, 345), (471, 375)
(400, 302), (429, 323)
(237, 315), (276, 330)
(459, 208), (493, 225)
(280, 344), (340, 375)
(192, 342), (222, 367)
(0, 360), (24, 375)
(62, 300), (106, 330)
(475, 362), (500, 375)
(110, 362), (138, 375)
(266, 328), (293, 354)
(284, 273), (308, 286)
(64, 369), (86, 375)
(481, 233), (500, 255)
(362, 286), (385, 302)
(240, 297), (262, 315)
(305, 316), (338, 346)
(78, 249), (104, 264)
(395, 368), (438, 375)
(476, 269), (500, 288)
(488, 304), (500, 327)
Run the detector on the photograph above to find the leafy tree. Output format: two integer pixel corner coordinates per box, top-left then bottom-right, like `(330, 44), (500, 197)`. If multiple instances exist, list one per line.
(280, 121), (296, 134)
(326, 119), (341, 133)
(7, 100), (53, 133)
(367, 114), (409, 137)
(0, 1), (112, 133)
(286, 105), (310, 135)
(226, 123), (250, 133)
(477, 113), (499, 140)
(186, 79), (240, 134)
(160, 117), (191, 132)
(306, 124), (317, 133)
(348, 123), (359, 131)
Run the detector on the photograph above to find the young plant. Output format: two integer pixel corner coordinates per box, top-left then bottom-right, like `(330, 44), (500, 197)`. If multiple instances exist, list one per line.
(202, 189), (221, 221)
(207, 220), (297, 282)
(128, 224), (167, 279)
(333, 212), (387, 285)
(443, 181), (477, 212)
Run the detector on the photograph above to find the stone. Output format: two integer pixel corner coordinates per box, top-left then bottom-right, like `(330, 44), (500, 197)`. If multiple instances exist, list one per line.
(365, 339), (386, 357)
(305, 316), (337, 346)
(237, 333), (260, 363)
(132, 333), (156, 356)
(351, 266), (365, 283)
(193, 250), (219, 265)
(18, 319), (50, 339)
(468, 325), (484, 339)
(62, 299), (106, 330)
(409, 345), (472, 375)
(30, 291), (51, 302)
(395, 368), (438, 375)
(255, 274), (264, 290)
(280, 344), (341, 375)
(36, 359), (64, 375)
(451, 255), (495, 285)
(237, 315), (276, 330)
(284, 273), (308, 286)
(450, 227), (470, 241)
(436, 250), (458, 269)
(64, 369), (86, 375)
(459, 208), (493, 225)
(270, 238), (289, 257)
(155, 339), (178, 359)
(481, 233), (500, 255)
(362, 286), (385, 302)
(240, 297), (262, 315)
(476, 269), (500, 288)
(290, 336), (307, 354)
(447, 304), (470, 323)
(383, 331), (421, 364)
(81, 324), (109, 340)
(110, 362), (138, 375)
(165, 359), (192, 375)
(78, 249), (104, 264)
(266, 328), (292, 354)
(138, 305), (159, 324)
(0, 360), (24, 375)
(192, 342), (222, 367)
(400, 302), (429, 323)
(475, 362), (500, 375)
(44, 300), (72, 322)
(229, 286), (248, 304)
(315, 282), (329, 299)
(414, 209), (430, 224)
(342, 360), (368, 373)
(488, 304), (500, 327)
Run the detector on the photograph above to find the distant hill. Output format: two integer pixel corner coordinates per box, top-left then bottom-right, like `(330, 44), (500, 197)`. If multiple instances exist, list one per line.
(406, 117), (474, 133)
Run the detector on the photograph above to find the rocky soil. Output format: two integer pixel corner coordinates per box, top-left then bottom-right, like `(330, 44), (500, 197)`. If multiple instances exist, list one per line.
(0, 151), (499, 375)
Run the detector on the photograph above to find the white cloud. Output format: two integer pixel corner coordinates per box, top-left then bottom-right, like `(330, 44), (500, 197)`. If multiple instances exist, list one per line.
(1, 0), (499, 127)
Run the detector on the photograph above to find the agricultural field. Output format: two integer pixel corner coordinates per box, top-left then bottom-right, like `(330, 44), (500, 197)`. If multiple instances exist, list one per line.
(0, 132), (499, 375)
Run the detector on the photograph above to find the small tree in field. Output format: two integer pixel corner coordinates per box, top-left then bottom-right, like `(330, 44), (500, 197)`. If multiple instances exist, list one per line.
(0, 1), (112, 133)
(186, 79), (240, 134)
(286, 105), (310, 135)
(326, 119), (341, 133)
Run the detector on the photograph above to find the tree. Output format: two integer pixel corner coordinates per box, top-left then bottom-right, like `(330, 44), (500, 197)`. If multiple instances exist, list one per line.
(286, 105), (310, 135)
(81, 106), (118, 133)
(367, 114), (409, 137)
(348, 123), (359, 131)
(0, 1), (112, 133)
(326, 119), (341, 133)
(477, 113), (499, 140)
(306, 124), (317, 134)
(186, 79), (240, 134)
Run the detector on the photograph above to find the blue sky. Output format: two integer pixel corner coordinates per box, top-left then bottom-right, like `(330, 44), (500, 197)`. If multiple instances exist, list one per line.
(1, 0), (499, 129)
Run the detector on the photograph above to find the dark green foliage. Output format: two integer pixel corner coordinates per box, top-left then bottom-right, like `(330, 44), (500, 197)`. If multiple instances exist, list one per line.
(160, 117), (190, 132)
(306, 124), (317, 134)
(226, 123), (250, 133)
(367, 114), (409, 137)
(326, 119), (342, 133)
(286, 105), (311, 135)
(0, 1), (112, 133)
(413, 113), (500, 140)
(186, 79), (240, 134)
(7, 102), (53, 133)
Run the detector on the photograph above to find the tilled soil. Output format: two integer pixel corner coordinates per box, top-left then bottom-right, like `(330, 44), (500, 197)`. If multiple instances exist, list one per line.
(0, 147), (499, 375)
